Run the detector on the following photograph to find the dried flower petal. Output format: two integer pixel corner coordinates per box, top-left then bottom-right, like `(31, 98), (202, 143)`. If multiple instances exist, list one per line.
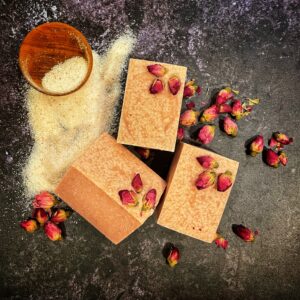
(168, 76), (181, 95)
(141, 189), (157, 214)
(232, 224), (257, 242)
(132, 173), (143, 193)
(183, 79), (200, 98)
(265, 149), (280, 168)
(20, 219), (38, 233)
(177, 127), (184, 140)
(247, 98), (260, 105)
(278, 151), (288, 166)
(33, 191), (57, 210)
(186, 101), (195, 109)
(196, 155), (219, 169)
(118, 190), (138, 207)
(167, 246), (180, 267)
(216, 87), (233, 105)
(249, 135), (264, 156)
(231, 100), (244, 120)
(273, 132), (293, 145)
(33, 208), (48, 225)
(200, 105), (219, 123)
(135, 147), (150, 160)
(51, 209), (70, 223)
(218, 103), (232, 113)
(223, 117), (238, 137)
(147, 64), (167, 77)
(179, 110), (199, 127)
(150, 79), (164, 94)
(198, 125), (216, 144)
(214, 234), (228, 250)
(217, 171), (233, 192)
(195, 170), (216, 190)
(44, 221), (62, 241)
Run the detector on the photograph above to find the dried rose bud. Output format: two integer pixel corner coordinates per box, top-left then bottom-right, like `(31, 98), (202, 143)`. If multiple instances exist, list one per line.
(217, 171), (233, 192)
(223, 117), (238, 137)
(214, 234), (228, 250)
(183, 79), (200, 98)
(179, 110), (199, 127)
(268, 137), (283, 151)
(195, 170), (216, 190)
(147, 64), (167, 77)
(196, 155), (219, 169)
(273, 132), (293, 145)
(231, 100), (244, 120)
(33, 191), (57, 210)
(218, 103), (232, 113)
(33, 208), (48, 225)
(168, 76), (181, 95)
(216, 87), (233, 105)
(135, 147), (150, 160)
(118, 190), (138, 207)
(150, 79), (164, 94)
(265, 149), (280, 168)
(44, 221), (62, 241)
(278, 151), (288, 166)
(51, 209), (70, 223)
(232, 224), (258, 242)
(249, 135), (264, 156)
(20, 219), (38, 233)
(198, 125), (216, 144)
(167, 246), (180, 267)
(200, 105), (219, 123)
(141, 189), (157, 214)
(186, 101), (195, 109)
(132, 173), (143, 193)
(177, 127), (184, 140)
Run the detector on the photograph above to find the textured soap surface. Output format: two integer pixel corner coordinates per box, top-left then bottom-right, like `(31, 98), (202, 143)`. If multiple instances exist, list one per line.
(157, 142), (239, 243)
(55, 133), (166, 244)
(117, 58), (187, 152)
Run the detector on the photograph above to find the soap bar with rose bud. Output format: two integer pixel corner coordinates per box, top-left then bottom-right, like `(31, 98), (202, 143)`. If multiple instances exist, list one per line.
(157, 142), (239, 243)
(55, 133), (166, 244)
(117, 59), (187, 152)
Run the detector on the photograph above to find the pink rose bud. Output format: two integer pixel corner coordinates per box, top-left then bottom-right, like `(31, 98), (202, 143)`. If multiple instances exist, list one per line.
(20, 219), (38, 233)
(268, 137), (283, 151)
(223, 117), (238, 137)
(177, 127), (184, 140)
(186, 101), (195, 109)
(250, 135), (264, 156)
(198, 125), (216, 144)
(150, 79), (164, 94)
(214, 234), (228, 250)
(200, 105), (219, 123)
(131, 173), (143, 193)
(167, 246), (180, 267)
(195, 170), (216, 190)
(44, 221), (62, 241)
(231, 100), (244, 120)
(33, 191), (57, 210)
(51, 209), (70, 223)
(135, 147), (150, 160)
(118, 190), (138, 207)
(168, 76), (181, 95)
(265, 149), (280, 168)
(232, 224), (258, 242)
(218, 103), (232, 113)
(217, 170), (233, 192)
(273, 132), (293, 145)
(196, 155), (219, 169)
(141, 189), (157, 214)
(179, 110), (199, 127)
(147, 64), (167, 77)
(278, 151), (288, 166)
(183, 79), (200, 98)
(33, 208), (48, 225)
(216, 87), (233, 105)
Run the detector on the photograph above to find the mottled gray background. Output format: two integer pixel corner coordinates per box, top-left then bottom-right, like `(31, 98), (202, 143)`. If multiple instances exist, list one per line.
(0, 0), (300, 299)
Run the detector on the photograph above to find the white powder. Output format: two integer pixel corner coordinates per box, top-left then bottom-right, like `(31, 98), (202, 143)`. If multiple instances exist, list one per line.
(23, 33), (136, 196)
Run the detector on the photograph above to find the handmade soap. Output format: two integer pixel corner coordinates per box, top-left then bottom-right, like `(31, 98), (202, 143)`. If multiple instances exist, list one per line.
(55, 133), (166, 244)
(157, 142), (239, 243)
(117, 59), (187, 152)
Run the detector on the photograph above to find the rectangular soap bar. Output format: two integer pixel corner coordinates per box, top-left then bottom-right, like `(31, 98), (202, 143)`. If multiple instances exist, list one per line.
(157, 142), (239, 243)
(55, 133), (166, 244)
(117, 59), (187, 152)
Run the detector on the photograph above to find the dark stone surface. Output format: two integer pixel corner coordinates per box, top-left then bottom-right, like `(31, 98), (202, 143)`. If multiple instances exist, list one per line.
(1, 0), (300, 299)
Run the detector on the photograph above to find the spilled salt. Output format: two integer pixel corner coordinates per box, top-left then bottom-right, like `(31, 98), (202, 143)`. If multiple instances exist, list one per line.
(41, 56), (88, 94)
(23, 33), (136, 196)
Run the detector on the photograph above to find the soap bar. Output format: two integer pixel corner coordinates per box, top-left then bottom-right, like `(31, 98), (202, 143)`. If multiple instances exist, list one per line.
(117, 59), (187, 152)
(157, 142), (239, 243)
(55, 133), (166, 244)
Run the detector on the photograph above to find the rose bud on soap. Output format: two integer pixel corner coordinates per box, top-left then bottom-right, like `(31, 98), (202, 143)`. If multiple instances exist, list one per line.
(44, 221), (62, 241)
(279, 151), (288, 166)
(186, 101), (195, 109)
(168, 76), (181, 95)
(198, 125), (216, 144)
(195, 170), (216, 190)
(232, 224), (258, 242)
(141, 189), (157, 215)
(118, 190), (138, 207)
(273, 132), (293, 146)
(132, 173), (143, 193)
(167, 246), (180, 267)
(218, 103), (232, 113)
(33, 208), (48, 225)
(147, 64), (167, 77)
(177, 127), (184, 140)
(217, 171), (233, 192)
(223, 117), (238, 137)
(231, 100), (244, 120)
(51, 209), (70, 223)
(33, 191), (57, 210)
(214, 234), (228, 250)
(150, 79), (164, 94)
(249, 135), (264, 156)
(200, 105), (219, 123)
(265, 149), (280, 168)
(183, 80), (201, 98)
(20, 219), (38, 233)
(216, 87), (233, 105)
(197, 155), (219, 169)
(179, 110), (199, 127)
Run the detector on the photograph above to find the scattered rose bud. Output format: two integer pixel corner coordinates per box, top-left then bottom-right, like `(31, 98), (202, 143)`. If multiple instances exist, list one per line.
(44, 221), (62, 241)
(33, 191), (57, 210)
(214, 234), (228, 250)
(168, 76), (181, 95)
(278, 151), (288, 166)
(268, 137), (283, 151)
(51, 209), (70, 223)
(218, 103), (232, 113)
(141, 189), (157, 214)
(150, 79), (164, 94)
(265, 149), (280, 168)
(177, 127), (184, 140)
(20, 219), (38, 233)
(179, 110), (199, 127)
(167, 246), (180, 267)
(217, 171), (233, 192)
(273, 132), (293, 145)
(231, 100), (244, 120)
(132, 173), (143, 193)
(147, 64), (167, 77)
(223, 117), (238, 137)
(198, 125), (216, 144)
(232, 224), (258, 242)
(195, 170), (216, 190)
(118, 190), (138, 207)
(249, 135), (264, 156)
(216, 87), (233, 105)
(33, 208), (48, 225)
(183, 80), (200, 98)
(135, 147), (150, 160)
(200, 105), (219, 123)
(196, 155), (219, 169)
(186, 101), (195, 109)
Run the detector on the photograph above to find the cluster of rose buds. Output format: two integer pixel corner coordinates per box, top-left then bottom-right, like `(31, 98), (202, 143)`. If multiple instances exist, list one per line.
(20, 191), (71, 241)
(118, 173), (157, 216)
(147, 64), (181, 95)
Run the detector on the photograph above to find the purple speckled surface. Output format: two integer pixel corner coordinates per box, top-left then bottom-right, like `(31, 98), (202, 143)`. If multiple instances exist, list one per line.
(1, 0), (300, 299)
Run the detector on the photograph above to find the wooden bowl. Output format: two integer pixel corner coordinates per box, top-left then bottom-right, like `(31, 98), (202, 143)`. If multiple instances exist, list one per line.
(19, 22), (93, 96)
